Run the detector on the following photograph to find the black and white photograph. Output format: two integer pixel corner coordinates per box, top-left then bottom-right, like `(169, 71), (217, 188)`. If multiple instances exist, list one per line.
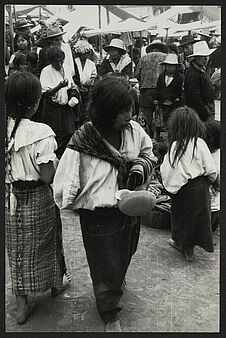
(4, 3), (221, 333)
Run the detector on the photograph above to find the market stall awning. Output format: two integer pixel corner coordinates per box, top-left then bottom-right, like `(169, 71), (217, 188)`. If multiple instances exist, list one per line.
(83, 18), (155, 37)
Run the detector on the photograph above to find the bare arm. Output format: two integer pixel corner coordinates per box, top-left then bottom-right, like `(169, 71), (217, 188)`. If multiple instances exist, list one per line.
(39, 161), (55, 184)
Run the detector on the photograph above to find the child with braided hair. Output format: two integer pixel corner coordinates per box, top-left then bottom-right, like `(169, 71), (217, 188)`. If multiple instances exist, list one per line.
(5, 71), (69, 324)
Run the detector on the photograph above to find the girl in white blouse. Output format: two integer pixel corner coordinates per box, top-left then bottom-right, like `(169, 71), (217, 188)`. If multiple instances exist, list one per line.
(5, 72), (68, 324)
(160, 106), (218, 262)
(53, 76), (156, 332)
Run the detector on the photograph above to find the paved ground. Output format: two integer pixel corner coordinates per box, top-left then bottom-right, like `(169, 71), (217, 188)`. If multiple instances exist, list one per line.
(5, 209), (220, 333)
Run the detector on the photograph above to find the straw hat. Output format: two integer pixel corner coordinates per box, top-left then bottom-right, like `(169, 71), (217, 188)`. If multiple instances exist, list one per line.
(179, 35), (195, 47)
(103, 38), (127, 54)
(160, 53), (181, 65)
(45, 26), (66, 39)
(14, 19), (33, 30)
(146, 39), (168, 53)
(115, 189), (156, 217)
(188, 40), (216, 57)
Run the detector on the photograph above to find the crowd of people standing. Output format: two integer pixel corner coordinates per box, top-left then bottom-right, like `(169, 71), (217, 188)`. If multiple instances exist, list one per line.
(5, 17), (220, 332)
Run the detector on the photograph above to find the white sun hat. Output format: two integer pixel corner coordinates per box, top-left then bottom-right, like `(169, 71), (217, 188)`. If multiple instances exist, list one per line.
(187, 40), (216, 58)
(160, 53), (181, 65)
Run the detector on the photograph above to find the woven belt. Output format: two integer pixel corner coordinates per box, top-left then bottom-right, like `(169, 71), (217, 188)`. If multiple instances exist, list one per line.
(12, 180), (45, 190)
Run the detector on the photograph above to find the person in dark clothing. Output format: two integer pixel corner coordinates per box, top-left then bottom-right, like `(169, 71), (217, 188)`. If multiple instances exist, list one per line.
(184, 41), (216, 122)
(98, 38), (133, 78)
(154, 54), (184, 141)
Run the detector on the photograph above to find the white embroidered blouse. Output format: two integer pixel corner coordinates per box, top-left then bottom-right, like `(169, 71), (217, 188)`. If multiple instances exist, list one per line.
(6, 118), (57, 183)
(160, 137), (217, 194)
(75, 57), (97, 86)
(53, 120), (156, 211)
(40, 64), (76, 105)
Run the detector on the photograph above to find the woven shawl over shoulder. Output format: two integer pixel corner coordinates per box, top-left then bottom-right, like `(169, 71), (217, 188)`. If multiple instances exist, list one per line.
(67, 122), (154, 189)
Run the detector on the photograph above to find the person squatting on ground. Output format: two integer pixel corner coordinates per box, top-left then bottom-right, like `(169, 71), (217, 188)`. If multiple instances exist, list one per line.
(154, 53), (184, 141)
(160, 106), (218, 262)
(53, 76), (156, 332)
(5, 72), (69, 325)
(40, 46), (80, 158)
(203, 119), (220, 232)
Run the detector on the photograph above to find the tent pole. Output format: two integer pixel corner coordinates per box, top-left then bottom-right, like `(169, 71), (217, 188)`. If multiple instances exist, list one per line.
(98, 6), (103, 59)
(8, 5), (14, 55)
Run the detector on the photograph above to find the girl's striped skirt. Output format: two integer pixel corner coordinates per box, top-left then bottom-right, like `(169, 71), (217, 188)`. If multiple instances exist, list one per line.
(5, 183), (64, 295)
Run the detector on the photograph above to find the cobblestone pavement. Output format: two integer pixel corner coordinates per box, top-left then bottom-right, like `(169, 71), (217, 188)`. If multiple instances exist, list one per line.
(5, 210), (220, 333)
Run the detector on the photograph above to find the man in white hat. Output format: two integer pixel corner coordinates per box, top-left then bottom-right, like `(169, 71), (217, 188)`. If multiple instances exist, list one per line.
(184, 40), (216, 122)
(135, 39), (167, 137)
(98, 38), (133, 78)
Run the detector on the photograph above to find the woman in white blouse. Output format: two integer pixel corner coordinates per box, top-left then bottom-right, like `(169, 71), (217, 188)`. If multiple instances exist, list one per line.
(53, 76), (156, 332)
(40, 46), (80, 158)
(73, 39), (97, 123)
(5, 72), (68, 324)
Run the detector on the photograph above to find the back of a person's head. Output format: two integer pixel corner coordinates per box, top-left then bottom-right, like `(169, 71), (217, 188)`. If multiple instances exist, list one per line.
(167, 106), (204, 165)
(27, 51), (38, 65)
(168, 106), (204, 144)
(204, 119), (220, 152)
(166, 43), (179, 55)
(13, 52), (27, 69)
(5, 71), (41, 118)
(47, 46), (65, 63)
(89, 76), (133, 131)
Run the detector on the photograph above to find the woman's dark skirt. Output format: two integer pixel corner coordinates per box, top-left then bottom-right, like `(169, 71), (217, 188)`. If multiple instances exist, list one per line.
(5, 183), (64, 295)
(79, 207), (140, 323)
(171, 176), (214, 252)
(42, 97), (79, 158)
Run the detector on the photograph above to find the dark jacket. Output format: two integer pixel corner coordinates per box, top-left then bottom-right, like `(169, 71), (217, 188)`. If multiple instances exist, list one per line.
(184, 61), (215, 121)
(155, 70), (184, 107)
(98, 57), (133, 78)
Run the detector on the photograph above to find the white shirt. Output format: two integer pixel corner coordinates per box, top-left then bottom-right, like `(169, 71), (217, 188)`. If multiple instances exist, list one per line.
(6, 118), (57, 183)
(40, 64), (75, 105)
(53, 120), (156, 211)
(210, 149), (220, 212)
(160, 138), (217, 194)
(75, 57), (97, 86)
(61, 42), (75, 77)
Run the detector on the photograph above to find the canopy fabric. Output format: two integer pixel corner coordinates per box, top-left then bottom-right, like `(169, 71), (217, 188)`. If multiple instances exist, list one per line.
(83, 18), (155, 37)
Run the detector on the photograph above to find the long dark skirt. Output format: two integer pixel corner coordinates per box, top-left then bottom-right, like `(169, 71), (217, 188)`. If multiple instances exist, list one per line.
(79, 207), (140, 323)
(171, 176), (214, 252)
(5, 184), (64, 295)
(42, 97), (78, 158)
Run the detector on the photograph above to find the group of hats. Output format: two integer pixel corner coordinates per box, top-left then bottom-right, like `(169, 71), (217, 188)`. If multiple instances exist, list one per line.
(179, 34), (216, 57)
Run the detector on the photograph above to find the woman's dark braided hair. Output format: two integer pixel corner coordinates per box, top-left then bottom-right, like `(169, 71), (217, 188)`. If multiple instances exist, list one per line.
(5, 72), (41, 181)
(167, 106), (205, 167)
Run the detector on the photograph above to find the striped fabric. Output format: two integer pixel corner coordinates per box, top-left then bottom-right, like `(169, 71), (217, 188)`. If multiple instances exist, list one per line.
(5, 184), (64, 295)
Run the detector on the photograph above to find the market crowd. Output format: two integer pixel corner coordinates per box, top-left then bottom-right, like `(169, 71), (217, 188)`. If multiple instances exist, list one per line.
(5, 18), (221, 332)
